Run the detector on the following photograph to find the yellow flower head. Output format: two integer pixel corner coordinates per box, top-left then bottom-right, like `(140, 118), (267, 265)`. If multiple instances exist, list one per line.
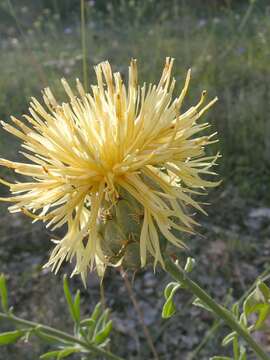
(0, 58), (219, 282)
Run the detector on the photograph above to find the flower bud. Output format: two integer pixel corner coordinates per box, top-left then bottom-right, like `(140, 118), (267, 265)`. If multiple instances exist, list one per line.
(98, 190), (144, 270)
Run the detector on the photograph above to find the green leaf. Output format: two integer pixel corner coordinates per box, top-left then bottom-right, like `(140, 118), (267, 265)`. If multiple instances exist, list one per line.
(184, 257), (195, 273)
(231, 302), (239, 319)
(239, 313), (247, 328)
(80, 319), (95, 327)
(90, 302), (102, 322)
(93, 320), (113, 345)
(80, 319), (95, 340)
(239, 345), (247, 360)
(85, 303), (102, 341)
(162, 293), (176, 319)
(0, 330), (25, 345)
(63, 275), (79, 325)
(210, 357), (232, 360)
(222, 331), (237, 346)
(94, 309), (110, 334)
(164, 282), (179, 299)
(40, 351), (60, 359)
(255, 304), (270, 329)
(243, 281), (270, 329)
(0, 274), (8, 312)
(73, 290), (80, 324)
(243, 291), (257, 320)
(35, 330), (70, 345)
(40, 347), (80, 359)
(258, 281), (270, 301)
(192, 298), (213, 313)
(162, 282), (181, 319)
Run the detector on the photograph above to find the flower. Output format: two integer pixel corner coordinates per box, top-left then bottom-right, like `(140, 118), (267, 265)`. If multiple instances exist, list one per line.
(0, 58), (219, 283)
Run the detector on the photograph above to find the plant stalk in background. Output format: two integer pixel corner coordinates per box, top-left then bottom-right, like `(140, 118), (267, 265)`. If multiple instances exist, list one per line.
(80, 0), (89, 91)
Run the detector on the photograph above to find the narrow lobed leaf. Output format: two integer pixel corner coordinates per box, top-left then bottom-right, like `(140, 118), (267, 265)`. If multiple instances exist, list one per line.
(35, 330), (71, 345)
(0, 274), (8, 313)
(94, 309), (110, 335)
(93, 320), (113, 346)
(162, 294), (176, 319)
(192, 298), (213, 313)
(257, 281), (270, 302)
(63, 275), (79, 325)
(90, 302), (102, 323)
(164, 282), (178, 299)
(40, 347), (81, 359)
(222, 331), (237, 347)
(184, 257), (196, 273)
(73, 290), (81, 324)
(0, 330), (25, 345)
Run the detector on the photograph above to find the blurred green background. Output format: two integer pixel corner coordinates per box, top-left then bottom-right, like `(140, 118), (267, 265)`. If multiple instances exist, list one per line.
(1, 0), (270, 199)
(0, 1), (269, 359)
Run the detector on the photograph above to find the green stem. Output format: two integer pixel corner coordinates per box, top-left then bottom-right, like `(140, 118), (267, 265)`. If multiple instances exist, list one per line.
(80, 0), (89, 91)
(6, 0), (47, 86)
(233, 336), (239, 360)
(165, 257), (270, 360)
(188, 264), (270, 359)
(0, 312), (123, 360)
(188, 320), (221, 360)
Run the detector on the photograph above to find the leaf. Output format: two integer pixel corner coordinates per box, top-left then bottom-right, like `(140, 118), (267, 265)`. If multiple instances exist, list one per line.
(164, 282), (179, 299)
(210, 357), (232, 360)
(40, 347), (80, 359)
(231, 302), (239, 319)
(258, 281), (270, 301)
(94, 309), (110, 335)
(40, 351), (60, 359)
(79, 319), (94, 340)
(162, 294), (176, 319)
(239, 345), (247, 360)
(80, 319), (95, 327)
(222, 331), (237, 346)
(239, 313), (247, 328)
(35, 330), (70, 345)
(162, 282), (180, 319)
(243, 281), (270, 329)
(93, 320), (113, 345)
(63, 275), (79, 325)
(192, 298), (213, 313)
(0, 330), (24, 345)
(90, 302), (102, 323)
(85, 303), (102, 340)
(0, 274), (8, 312)
(73, 290), (80, 324)
(184, 257), (195, 273)
(255, 304), (270, 330)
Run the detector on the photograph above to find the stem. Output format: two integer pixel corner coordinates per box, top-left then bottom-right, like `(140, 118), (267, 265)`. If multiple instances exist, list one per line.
(188, 320), (221, 360)
(238, 265), (270, 304)
(165, 257), (270, 360)
(100, 281), (106, 310)
(121, 270), (160, 360)
(6, 0), (47, 86)
(219, 0), (255, 60)
(0, 312), (123, 360)
(233, 336), (239, 360)
(188, 264), (270, 359)
(80, 0), (89, 91)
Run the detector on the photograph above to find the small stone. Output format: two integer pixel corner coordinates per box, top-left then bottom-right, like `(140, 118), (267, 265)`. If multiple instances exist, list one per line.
(143, 272), (157, 288)
(249, 207), (270, 219)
